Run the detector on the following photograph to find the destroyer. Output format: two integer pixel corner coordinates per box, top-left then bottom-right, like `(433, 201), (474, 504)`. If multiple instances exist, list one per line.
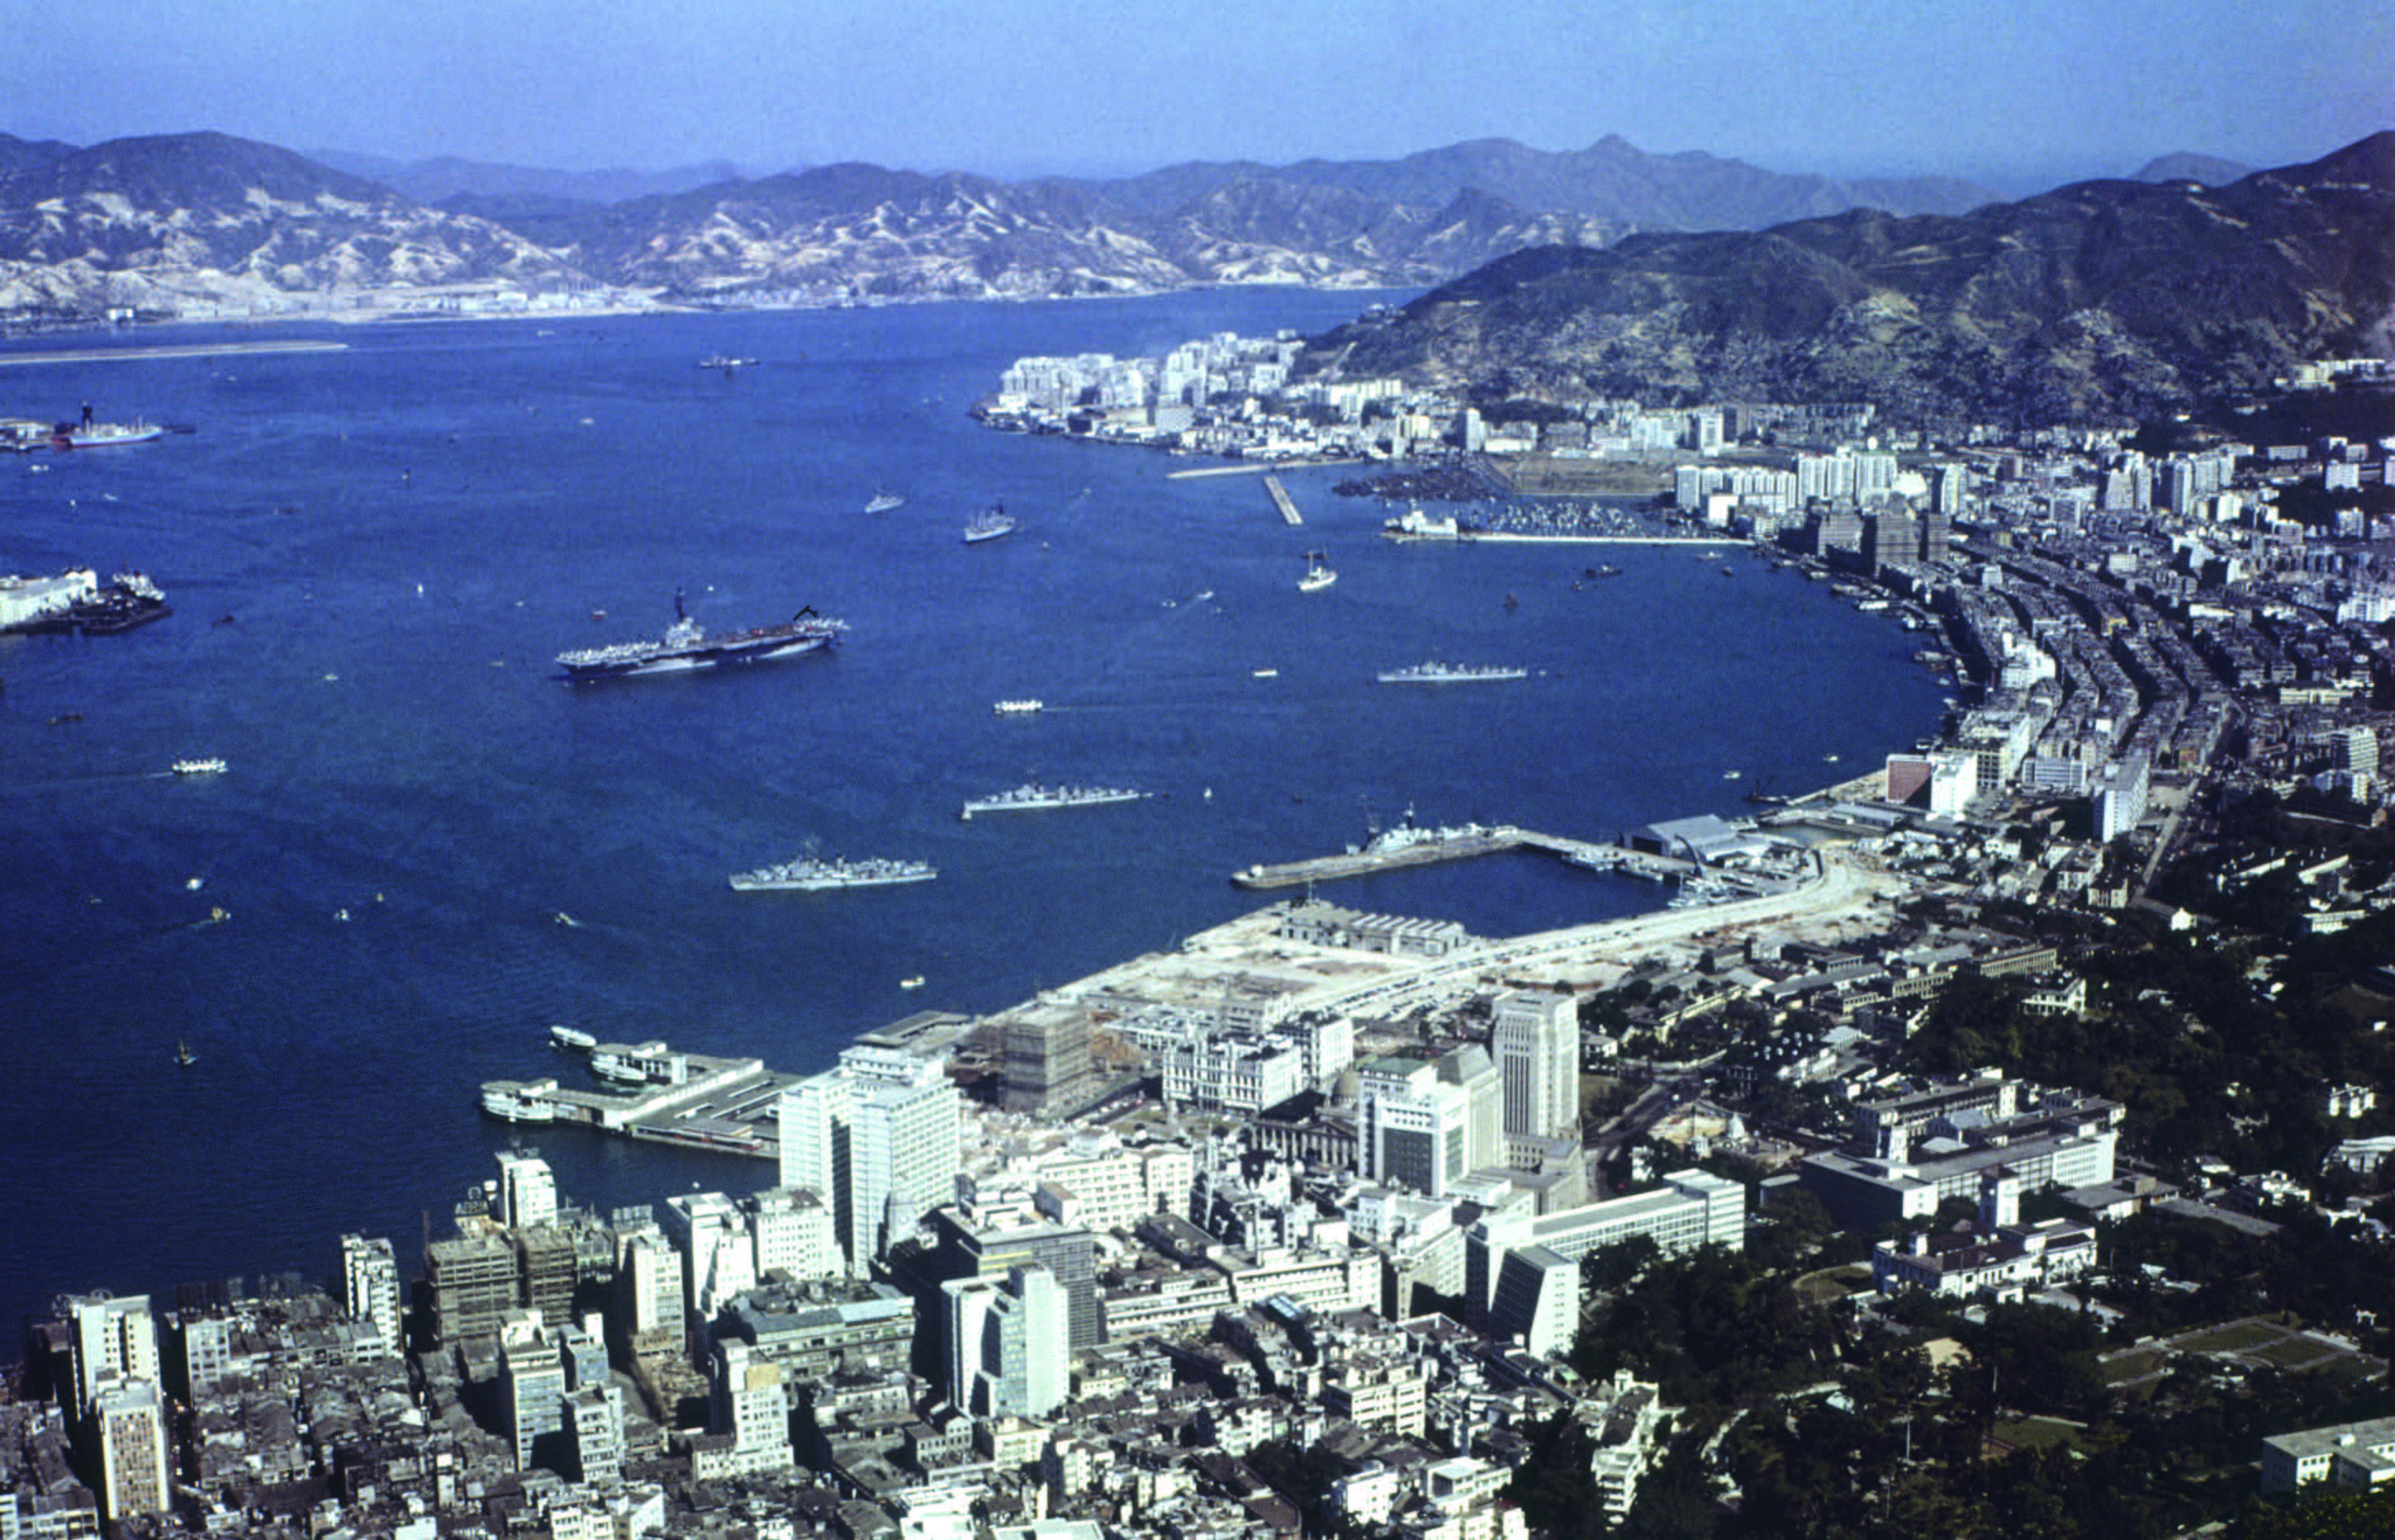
(1376, 661), (1529, 684)
(728, 855), (936, 891)
(960, 783), (1149, 820)
(557, 592), (844, 681)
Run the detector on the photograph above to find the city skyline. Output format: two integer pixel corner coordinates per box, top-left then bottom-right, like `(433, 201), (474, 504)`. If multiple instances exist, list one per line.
(1, 0), (2384, 193)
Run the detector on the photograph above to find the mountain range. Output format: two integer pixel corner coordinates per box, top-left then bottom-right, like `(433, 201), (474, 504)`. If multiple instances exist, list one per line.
(2, 126), (2378, 426)
(0, 129), (2012, 321)
(1299, 133), (2395, 426)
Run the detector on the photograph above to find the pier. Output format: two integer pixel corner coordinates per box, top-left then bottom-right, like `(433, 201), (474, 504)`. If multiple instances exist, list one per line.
(1231, 824), (1691, 888)
(1262, 474), (1303, 526)
(479, 1037), (798, 1159)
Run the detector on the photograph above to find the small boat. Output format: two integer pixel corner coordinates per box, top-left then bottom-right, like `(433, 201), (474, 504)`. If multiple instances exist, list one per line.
(899, 975), (926, 990)
(172, 757), (228, 776)
(174, 1040), (197, 1067)
(1299, 552), (1336, 593)
(698, 355), (758, 370)
(553, 911), (582, 928)
(994, 699), (1044, 715)
(1252, 668), (1278, 679)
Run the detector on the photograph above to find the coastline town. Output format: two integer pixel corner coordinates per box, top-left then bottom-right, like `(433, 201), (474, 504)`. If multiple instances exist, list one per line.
(14, 334), (2395, 1540)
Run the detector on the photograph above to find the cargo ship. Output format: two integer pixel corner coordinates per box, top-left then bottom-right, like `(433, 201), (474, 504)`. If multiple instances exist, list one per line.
(960, 783), (1149, 820)
(1376, 661), (1529, 684)
(728, 855), (937, 891)
(557, 592), (844, 680)
(964, 505), (1018, 543)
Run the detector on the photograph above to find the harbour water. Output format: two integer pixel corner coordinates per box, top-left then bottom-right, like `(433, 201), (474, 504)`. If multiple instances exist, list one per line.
(0, 290), (1948, 1335)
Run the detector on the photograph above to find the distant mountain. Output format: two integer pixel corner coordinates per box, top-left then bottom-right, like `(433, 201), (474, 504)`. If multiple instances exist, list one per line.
(0, 130), (579, 319)
(1298, 134), (2395, 425)
(308, 149), (754, 207)
(2132, 152), (2256, 187)
(1071, 135), (2003, 228)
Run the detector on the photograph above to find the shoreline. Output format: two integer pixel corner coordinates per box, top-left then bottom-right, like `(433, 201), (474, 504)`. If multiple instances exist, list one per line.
(0, 338), (350, 367)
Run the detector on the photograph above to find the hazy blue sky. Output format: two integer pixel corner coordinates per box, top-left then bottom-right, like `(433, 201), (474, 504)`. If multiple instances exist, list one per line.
(6, 0), (2387, 188)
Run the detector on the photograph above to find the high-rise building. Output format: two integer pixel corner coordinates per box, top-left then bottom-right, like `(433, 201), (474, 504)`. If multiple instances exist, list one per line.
(662, 1193), (755, 1324)
(500, 1314), (568, 1473)
(1492, 990), (1580, 1158)
(91, 1379), (170, 1523)
(516, 1225), (581, 1327)
(424, 1233), (520, 1348)
(610, 1208), (685, 1358)
(1486, 1244), (1579, 1359)
(2094, 753), (2151, 843)
(1358, 1057), (1474, 1198)
(849, 1074), (962, 1268)
(64, 1296), (159, 1414)
(339, 1234), (403, 1350)
(496, 1151), (560, 1230)
(943, 1265), (1066, 1418)
(779, 1055), (961, 1273)
(747, 1187), (841, 1281)
(564, 1383), (626, 1486)
(710, 1341), (794, 1474)
(929, 1207), (1100, 1353)
(1000, 1012), (1095, 1118)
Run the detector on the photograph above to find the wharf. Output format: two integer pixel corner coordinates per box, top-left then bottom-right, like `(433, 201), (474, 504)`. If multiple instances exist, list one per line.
(1231, 823), (1692, 888)
(479, 1036), (798, 1159)
(1262, 474), (1303, 526)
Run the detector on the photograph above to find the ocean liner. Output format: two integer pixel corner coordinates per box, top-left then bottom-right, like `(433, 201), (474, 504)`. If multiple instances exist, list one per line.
(557, 593), (844, 681)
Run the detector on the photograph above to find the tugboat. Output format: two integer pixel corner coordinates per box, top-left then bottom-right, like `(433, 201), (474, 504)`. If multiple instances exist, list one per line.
(173, 1040), (197, 1067)
(1298, 552), (1337, 592)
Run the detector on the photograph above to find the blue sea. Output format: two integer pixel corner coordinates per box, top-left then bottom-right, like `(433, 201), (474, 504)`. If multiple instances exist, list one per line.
(0, 290), (1947, 1338)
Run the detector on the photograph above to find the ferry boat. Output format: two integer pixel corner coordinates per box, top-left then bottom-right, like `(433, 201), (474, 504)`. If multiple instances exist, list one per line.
(960, 783), (1149, 820)
(481, 1078), (560, 1123)
(1375, 661), (1529, 685)
(557, 592), (845, 680)
(549, 1024), (598, 1051)
(172, 757), (228, 775)
(728, 855), (937, 892)
(994, 699), (1044, 714)
(964, 505), (1018, 543)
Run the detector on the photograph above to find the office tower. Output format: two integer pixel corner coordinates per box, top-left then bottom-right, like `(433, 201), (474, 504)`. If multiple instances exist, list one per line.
(496, 1151), (560, 1230)
(65, 1295), (159, 1413)
(339, 1234), (403, 1349)
(780, 1056), (960, 1273)
(849, 1074), (962, 1268)
(930, 1207), (1100, 1353)
(943, 1265), (1066, 1418)
(91, 1379), (170, 1522)
(1492, 990), (1581, 1153)
(1357, 1058), (1473, 1198)
(500, 1315), (567, 1473)
(1487, 1245), (1580, 1358)
(174, 1310), (233, 1400)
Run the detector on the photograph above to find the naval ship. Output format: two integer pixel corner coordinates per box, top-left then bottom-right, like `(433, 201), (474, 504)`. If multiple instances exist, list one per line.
(1375, 661), (1529, 684)
(728, 855), (937, 892)
(960, 783), (1150, 820)
(557, 592), (845, 680)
